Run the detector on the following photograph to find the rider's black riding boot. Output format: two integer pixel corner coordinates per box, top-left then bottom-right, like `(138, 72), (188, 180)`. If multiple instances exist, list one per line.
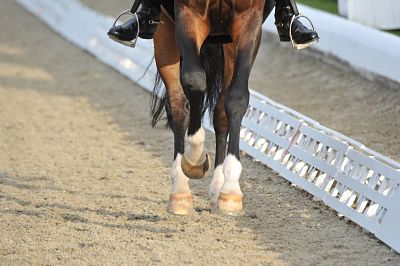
(275, 0), (319, 49)
(108, 0), (161, 41)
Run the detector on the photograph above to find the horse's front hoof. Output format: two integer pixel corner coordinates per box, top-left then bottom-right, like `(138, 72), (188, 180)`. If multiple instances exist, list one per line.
(167, 193), (193, 215)
(181, 153), (211, 179)
(217, 193), (244, 216)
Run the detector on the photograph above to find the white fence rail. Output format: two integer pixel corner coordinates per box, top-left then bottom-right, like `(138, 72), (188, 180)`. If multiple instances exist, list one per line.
(242, 92), (400, 251)
(15, 0), (400, 253)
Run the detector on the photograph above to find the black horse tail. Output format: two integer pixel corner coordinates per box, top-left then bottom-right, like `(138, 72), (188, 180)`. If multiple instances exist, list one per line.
(150, 41), (225, 128)
(150, 73), (169, 127)
(200, 42), (224, 122)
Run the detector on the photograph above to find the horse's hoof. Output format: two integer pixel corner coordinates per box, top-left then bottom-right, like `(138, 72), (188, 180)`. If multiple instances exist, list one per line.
(217, 193), (244, 216)
(167, 193), (193, 215)
(181, 153), (211, 179)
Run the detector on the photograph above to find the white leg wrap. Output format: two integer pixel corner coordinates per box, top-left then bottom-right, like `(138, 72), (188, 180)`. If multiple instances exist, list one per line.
(169, 154), (190, 194)
(184, 127), (206, 165)
(209, 165), (225, 203)
(221, 154), (243, 195)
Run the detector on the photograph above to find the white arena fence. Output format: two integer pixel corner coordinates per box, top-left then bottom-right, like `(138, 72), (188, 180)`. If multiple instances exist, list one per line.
(15, 0), (400, 253)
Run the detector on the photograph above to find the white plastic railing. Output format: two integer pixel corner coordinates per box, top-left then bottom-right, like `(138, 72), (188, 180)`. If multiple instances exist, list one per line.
(241, 93), (400, 251)
(14, 0), (400, 253)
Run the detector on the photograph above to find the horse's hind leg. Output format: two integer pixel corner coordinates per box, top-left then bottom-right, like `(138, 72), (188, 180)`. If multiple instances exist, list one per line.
(154, 11), (192, 215)
(209, 44), (234, 211)
(218, 3), (264, 215)
(175, 5), (211, 180)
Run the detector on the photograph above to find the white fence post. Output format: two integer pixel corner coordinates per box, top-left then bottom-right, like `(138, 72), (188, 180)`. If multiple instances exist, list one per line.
(377, 183), (400, 252)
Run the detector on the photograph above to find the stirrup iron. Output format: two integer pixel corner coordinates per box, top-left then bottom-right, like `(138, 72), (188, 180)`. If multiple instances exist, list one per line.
(109, 9), (140, 48)
(289, 14), (318, 50)
(108, 0), (143, 47)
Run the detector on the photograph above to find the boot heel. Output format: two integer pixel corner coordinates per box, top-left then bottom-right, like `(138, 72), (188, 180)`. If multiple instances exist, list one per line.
(279, 35), (291, 42)
(138, 33), (155, 39)
(139, 23), (159, 39)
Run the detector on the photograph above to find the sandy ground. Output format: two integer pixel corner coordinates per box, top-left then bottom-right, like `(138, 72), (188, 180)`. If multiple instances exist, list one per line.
(1, 0), (399, 265)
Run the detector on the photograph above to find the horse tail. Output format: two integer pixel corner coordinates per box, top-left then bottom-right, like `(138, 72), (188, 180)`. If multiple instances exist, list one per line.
(150, 73), (170, 128)
(199, 41), (224, 121)
(150, 41), (224, 127)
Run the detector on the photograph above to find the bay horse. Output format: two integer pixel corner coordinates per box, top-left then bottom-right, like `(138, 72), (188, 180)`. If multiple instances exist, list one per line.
(151, 0), (273, 215)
